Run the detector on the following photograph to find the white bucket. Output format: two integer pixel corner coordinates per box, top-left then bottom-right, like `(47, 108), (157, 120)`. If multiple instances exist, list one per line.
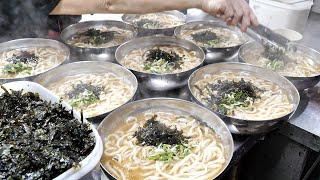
(250, 0), (313, 33)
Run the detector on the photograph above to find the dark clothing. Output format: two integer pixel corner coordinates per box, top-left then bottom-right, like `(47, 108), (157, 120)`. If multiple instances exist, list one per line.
(0, 0), (80, 42)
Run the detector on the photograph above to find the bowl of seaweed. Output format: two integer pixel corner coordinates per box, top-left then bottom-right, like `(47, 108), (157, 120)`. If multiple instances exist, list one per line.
(0, 81), (103, 179)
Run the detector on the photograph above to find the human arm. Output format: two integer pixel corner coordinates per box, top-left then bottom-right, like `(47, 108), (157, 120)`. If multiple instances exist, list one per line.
(51, 0), (258, 31)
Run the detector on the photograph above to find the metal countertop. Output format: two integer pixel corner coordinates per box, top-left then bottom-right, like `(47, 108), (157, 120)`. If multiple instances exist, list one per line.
(288, 12), (320, 141)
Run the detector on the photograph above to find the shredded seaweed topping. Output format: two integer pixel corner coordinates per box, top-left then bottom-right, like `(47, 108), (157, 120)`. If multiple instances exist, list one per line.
(262, 45), (291, 71)
(136, 19), (161, 29)
(3, 51), (38, 75)
(80, 28), (117, 45)
(143, 48), (182, 73)
(67, 82), (103, 108)
(133, 115), (188, 146)
(6, 51), (39, 64)
(191, 30), (221, 47)
(201, 79), (264, 115)
(0, 87), (94, 179)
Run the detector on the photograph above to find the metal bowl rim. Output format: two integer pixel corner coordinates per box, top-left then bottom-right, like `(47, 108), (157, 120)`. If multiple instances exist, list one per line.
(60, 20), (138, 50)
(115, 36), (205, 76)
(121, 10), (186, 30)
(188, 62), (300, 122)
(98, 97), (234, 180)
(174, 20), (249, 50)
(238, 41), (320, 78)
(34, 61), (139, 119)
(0, 38), (70, 81)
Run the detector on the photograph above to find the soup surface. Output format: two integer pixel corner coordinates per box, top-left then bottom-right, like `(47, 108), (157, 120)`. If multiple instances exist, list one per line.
(132, 13), (184, 29)
(67, 26), (134, 48)
(122, 45), (202, 74)
(47, 73), (134, 118)
(102, 111), (226, 180)
(0, 47), (66, 79)
(179, 27), (246, 48)
(192, 71), (294, 120)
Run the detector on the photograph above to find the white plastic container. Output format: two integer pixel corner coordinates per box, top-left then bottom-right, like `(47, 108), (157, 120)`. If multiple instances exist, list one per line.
(1, 81), (103, 180)
(249, 0), (313, 33)
(273, 28), (303, 41)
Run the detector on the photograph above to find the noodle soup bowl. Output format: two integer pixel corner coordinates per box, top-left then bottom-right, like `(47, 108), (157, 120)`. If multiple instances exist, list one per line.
(0, 38), (70, 84)
(188, 62), (300, 134)
(98, 98), (234, 179)
(34, 61), (138, 122)
(175, 21), (248, 64)
(115, 36), (205, 91)
(60, 20), (137, 62)
(239, 41), (320, 90)
(122, 10), (186, 37)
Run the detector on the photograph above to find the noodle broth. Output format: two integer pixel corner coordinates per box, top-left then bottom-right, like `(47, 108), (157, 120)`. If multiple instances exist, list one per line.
(0, 47), (67, 79)
(47, 73), (135, 118)
(121, 45), (202, 74)
(102, 111), (226, 180)
(192, 71), (294, 120)
(241, 44), (320, 77)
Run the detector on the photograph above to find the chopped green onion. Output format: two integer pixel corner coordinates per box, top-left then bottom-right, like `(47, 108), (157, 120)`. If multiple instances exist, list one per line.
(69, 89), (99, 108)
(148, 143), (192, 163)
(3, 62), (32, 74)
(266, 60), (285, 71)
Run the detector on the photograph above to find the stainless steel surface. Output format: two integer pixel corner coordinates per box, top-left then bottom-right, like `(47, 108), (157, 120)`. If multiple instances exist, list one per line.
(0, 38), (70, 84)
(115, 36), (205, 91)
(175, 21), (248, 64)
(285, 12), (320, 140)
(97, 98), (234, 179)
(122, 11), (186, 37)
(247, 24), (290, 49)
(301, 12), (320, 52)
(60, 20), (137, 62)
(34, 61), (138, 122)
(239, 41), (320, 90)
(289, 88), (320, 137)
(188, 62), (300, 134)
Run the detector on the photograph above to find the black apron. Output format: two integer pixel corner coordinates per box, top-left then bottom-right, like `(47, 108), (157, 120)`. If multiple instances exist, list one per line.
(0, 0), (80, 42)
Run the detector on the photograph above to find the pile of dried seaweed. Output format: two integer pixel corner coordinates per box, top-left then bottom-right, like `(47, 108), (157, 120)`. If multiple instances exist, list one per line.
(67, 82), (103, 107)
(0, 87), (94, 179)
(133, 115), (191, 163)
(262, 44), (292, 71)
(133, 115), (188, 146)
(143, 48), (182, 73)
(81, 28), (117, 45)
(191, 30), (221, 47)
(199, 79), (264, 115)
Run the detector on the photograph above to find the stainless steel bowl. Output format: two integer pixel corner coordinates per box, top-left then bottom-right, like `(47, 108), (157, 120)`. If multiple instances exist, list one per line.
(188, 62), (300, 134)
(174, 21), (248, 64)
(34, 61), (138, 122)
(98, 98), (234, 179)
(115, 36), (205, 91)
(0, 38), (70, 84)
(239, 41), (320, 90)
(122, 11), (186, 37)
(60, 20), (137, 62)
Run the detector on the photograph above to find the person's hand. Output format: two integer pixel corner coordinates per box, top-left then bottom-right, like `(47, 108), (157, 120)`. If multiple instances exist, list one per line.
(201, 0), (259, 31)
